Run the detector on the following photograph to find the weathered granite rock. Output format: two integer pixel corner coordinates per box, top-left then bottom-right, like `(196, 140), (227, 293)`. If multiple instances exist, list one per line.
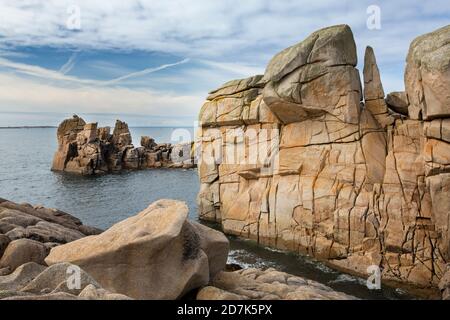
(386, 91), (409, 115)
(52, 116), (196, 175)
(439, 264), (450, 300)
(261, 25), (360, 125)
(0, 262), (46, 292)
(0, 239), (48, 271)
(45, 199), (229, 300)
(51, 115), (86, 171)
(0, 262), (131, 300)
(363, 46), (393, 128)
(197, 24), (450, 290)
(405, 25), (450, 120)
(197, 268), (356, 300)
(0, 199), (102, 276)
(0, 235), (10, 258)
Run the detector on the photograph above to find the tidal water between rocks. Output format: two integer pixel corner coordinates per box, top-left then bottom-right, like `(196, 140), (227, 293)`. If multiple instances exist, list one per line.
(0, 127), (417, 299)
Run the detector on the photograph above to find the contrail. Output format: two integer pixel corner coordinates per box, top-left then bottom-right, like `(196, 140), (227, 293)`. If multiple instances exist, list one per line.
(102, 58), (190, 86)
(59, 52), (79, 75)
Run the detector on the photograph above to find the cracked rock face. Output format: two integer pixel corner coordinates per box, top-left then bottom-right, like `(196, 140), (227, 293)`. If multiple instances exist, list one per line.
(197, 24), (450, 289)
(405, 25), (450, 120)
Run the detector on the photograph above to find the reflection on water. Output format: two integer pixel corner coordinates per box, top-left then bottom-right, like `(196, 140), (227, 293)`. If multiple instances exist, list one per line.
(0, 128), (418, 299)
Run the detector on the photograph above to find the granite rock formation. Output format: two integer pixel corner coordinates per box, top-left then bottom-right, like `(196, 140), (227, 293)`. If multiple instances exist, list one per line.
(197, 268), (356, 300)
(52, 116), (195, 175)
(45, 199), (230, 300)
(1, 198), (358, 300)
(197, 24), (450, 289)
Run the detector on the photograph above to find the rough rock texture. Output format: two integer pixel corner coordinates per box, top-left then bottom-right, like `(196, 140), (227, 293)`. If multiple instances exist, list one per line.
(405, 25), (450, 120)
(197, 24), (450, 290)
(45, 199), (229, 300)
(363, 46), (393, 128)
(52, 116), (195, 175)
(0, 262), (131, 300)
(197, 268), (356, 300)
(386, 91), (409, 115)
(0, 199), (102, 274)
(439, 264), (450, 300)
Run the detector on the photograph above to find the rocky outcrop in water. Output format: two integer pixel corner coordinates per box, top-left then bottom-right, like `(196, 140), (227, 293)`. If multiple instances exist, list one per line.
(197, 24), (450, 290)
(51, 116), (195, 175)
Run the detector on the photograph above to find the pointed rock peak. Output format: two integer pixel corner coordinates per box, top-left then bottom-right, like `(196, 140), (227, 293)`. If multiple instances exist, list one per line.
(363, 46), (385, 101)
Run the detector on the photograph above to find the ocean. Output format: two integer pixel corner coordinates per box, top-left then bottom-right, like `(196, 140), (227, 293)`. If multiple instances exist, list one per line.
(0, 127), (415, 299)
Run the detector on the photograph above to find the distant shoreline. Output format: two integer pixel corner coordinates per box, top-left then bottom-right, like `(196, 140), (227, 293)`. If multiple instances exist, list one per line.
(0, 126), (193, 129)
(0, 126), (57, 129)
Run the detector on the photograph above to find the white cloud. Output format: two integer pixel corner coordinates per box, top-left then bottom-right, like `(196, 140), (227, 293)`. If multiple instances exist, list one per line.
(0, 56), (191, 87)
(0, 0), (448, 124)
(0, 73), (203, 116)
(0, 0), (447, 62)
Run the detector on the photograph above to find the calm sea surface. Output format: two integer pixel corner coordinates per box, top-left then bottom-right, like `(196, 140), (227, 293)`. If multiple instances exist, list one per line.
(0, 127), (416, 299)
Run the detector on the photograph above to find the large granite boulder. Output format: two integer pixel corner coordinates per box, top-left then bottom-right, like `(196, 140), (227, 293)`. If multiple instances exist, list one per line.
(405, 25), (450, 120)
(45, 199), (229, 300)
(197, 24), (450, 290)
(197, 268), (356, 300)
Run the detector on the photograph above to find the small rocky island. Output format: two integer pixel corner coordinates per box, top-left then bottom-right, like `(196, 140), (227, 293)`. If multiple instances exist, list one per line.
(3, 23), (450, 300)
(51, 115), (195, 175)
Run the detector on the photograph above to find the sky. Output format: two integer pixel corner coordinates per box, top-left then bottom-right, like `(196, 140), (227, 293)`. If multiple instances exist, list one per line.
(0, 0), (449, 127)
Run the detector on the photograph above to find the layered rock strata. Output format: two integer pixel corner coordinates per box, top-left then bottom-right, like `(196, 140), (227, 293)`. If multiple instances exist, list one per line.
(52, 115), (195, 175)
(197, 24), (450, 289)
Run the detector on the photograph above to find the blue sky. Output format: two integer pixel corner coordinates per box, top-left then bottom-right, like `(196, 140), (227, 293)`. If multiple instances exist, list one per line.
(0, 0), (449, 126)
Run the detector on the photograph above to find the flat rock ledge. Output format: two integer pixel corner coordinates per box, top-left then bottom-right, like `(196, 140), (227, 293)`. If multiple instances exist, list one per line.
(52, 116), (196, 175)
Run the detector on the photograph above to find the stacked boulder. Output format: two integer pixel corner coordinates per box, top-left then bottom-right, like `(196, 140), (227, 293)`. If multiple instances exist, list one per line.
(51, 116), (195, 175)
(197, 24), (450, 290)
(198, 268), (356, 300)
